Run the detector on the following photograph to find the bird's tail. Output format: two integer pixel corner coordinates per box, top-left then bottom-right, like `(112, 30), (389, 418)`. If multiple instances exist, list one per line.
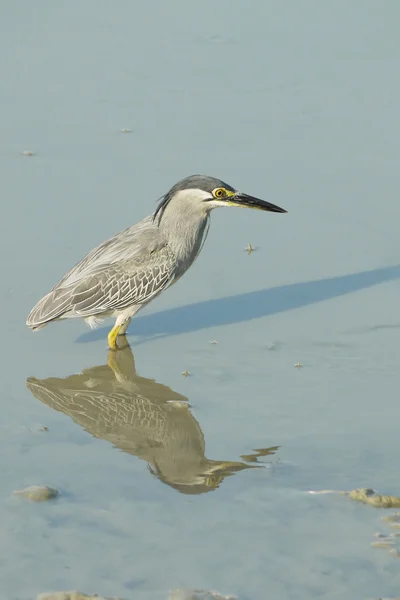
(26, 287), (73, 331)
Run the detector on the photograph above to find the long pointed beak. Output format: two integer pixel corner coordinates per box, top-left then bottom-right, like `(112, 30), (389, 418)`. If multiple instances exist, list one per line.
(232, 192), (287, 213)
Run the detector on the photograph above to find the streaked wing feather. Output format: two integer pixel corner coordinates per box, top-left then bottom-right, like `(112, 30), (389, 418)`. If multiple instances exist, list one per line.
(29, 287), (73, 324)
(53, 216), (158, 289)
(27, 217), (175, 327)
(67, 245), (175, 317)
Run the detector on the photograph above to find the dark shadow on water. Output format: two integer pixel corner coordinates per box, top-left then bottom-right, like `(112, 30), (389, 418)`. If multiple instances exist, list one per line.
(77, 265), (400, 344)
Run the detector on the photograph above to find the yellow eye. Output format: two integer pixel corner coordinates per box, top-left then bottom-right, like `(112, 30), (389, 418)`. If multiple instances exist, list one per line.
(213, 187), (226, 199)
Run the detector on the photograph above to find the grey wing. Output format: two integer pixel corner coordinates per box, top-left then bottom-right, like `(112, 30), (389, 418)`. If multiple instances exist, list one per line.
(69, 247), (176, 316)
(52, 216), (157, 289)
(27, 219), (176, 328)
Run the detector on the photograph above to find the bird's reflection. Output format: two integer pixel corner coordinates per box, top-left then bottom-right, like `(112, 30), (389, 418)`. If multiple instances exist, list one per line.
(26, 342), (278, 495)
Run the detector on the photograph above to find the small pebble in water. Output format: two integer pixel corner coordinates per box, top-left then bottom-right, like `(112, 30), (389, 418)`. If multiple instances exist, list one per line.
(209, 340), (218, 344)
(120, 128), (131, 133)
(371, 540), (394, 549)
(14, 485), (59, 502)
(39, 426), (48, 432)
(23, 150), (34, 156)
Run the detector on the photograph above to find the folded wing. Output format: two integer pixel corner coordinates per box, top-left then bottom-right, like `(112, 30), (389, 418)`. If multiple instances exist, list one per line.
(26, 219), (175, 329)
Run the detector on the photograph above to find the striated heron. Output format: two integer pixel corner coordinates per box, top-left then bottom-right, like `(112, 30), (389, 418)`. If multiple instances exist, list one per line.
(26, 174), (287, 348)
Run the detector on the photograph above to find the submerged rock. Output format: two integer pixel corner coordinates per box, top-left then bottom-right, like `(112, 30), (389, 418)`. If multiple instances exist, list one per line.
(348, 488), (400, 508)
(309, 487), (400, 508)
(14, 485), (59, 502)
(37, 592), (123, 600)
(169, 590), (237, 600)
(38, 591), (233, 600)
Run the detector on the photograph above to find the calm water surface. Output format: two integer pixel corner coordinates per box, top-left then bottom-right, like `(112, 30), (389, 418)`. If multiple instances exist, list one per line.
(1, 1), (400, 598)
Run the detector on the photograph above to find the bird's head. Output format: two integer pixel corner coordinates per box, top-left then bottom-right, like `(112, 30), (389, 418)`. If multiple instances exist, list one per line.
(148, 458), (260, 495)
(154, 174), (287, 223)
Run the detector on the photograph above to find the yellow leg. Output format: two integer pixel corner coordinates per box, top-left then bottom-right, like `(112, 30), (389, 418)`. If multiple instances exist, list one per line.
(107, 324), (122, 350)
(107, 351), (122, 375)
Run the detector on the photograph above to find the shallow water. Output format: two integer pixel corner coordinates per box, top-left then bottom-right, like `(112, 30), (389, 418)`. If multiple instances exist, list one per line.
(1, 1), (400, 598)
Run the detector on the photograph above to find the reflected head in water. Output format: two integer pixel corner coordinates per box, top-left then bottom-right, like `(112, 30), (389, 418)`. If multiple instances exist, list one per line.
(149, 459), (252, 496)
(26, 341), (279, 495)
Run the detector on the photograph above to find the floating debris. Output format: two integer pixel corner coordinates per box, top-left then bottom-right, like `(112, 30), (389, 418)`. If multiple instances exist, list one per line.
(383, 513), (400, 527)
(14, 485), (59, 502)
(39, 426), (48, 432)
(370, 513), (400, 558)
(38, 593), (123, 600)
(120, 128), (131, 133)
(245, 243), (254, 255)
(309, 487), (400, 508)
(308, 489), (342, 495)
(209, 340), (218, 345)
(23, 150), (34, 156)
(294, 362), (302, 368)
(182, 370), (190, 377)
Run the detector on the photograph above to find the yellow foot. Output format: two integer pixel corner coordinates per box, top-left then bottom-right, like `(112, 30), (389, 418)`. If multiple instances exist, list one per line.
(107, 324), (122, 350)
